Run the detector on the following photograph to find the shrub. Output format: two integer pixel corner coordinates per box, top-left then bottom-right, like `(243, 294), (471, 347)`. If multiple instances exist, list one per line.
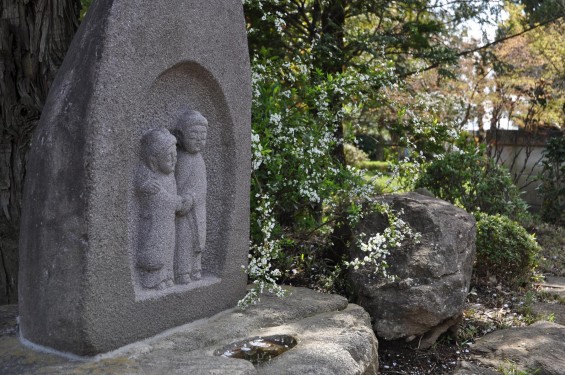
(415, 149), (529, 220)
(475, 213), (540, 286)
(242, 56), (396, 305)
(537, 136), (565, 225)
(344, 143), (370, 165)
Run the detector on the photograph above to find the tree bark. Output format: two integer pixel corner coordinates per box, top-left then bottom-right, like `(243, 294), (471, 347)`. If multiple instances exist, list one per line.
(0, 0), (80, 304)
(318, 0), (353, 262)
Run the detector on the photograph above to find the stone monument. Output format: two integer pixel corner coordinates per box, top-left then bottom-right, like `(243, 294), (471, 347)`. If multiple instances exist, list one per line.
(18, 0), (251, 355)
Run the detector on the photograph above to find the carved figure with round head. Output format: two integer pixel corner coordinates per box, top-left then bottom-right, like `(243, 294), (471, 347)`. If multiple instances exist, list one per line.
(174, 110), (208, 154)
(135, 127), (182, 290)
(141, 128), (177, 174)
(172, 109), (208, 283)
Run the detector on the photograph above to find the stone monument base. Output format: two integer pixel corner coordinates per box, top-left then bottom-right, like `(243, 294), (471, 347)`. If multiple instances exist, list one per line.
(1, 287), (378, 375)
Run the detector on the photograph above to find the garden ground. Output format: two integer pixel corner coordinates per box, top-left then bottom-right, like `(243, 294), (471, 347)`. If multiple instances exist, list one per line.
(378, 222), (565, 374)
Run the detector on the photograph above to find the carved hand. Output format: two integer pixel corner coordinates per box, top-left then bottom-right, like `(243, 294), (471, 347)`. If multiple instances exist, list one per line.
(142, 179), (160, 195)
(175, 195), (184, 212)
(177, 193), (194, 216)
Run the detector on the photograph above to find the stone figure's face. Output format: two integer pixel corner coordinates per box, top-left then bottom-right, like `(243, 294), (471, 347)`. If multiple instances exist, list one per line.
(156, 144), (177, 174)
(182, 125), (207, 154)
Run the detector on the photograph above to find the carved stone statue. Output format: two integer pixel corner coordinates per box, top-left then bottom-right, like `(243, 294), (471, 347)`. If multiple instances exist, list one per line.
(17, 0), (251, 354)
(135, 128), (184, 290)
(173, 109), (208, 284)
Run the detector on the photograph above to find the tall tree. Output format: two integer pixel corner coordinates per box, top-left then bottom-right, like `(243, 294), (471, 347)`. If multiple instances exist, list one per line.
(0, 0), (81, 304)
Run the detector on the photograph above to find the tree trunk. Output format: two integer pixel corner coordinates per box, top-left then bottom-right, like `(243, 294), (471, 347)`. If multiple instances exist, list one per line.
(321, 0), (346, 164)
(0, 0), (80, 304)
(318, 1), (353, 262)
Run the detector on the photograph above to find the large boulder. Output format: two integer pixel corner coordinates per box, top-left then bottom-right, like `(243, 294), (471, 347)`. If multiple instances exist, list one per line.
(349, 192), (476, 348)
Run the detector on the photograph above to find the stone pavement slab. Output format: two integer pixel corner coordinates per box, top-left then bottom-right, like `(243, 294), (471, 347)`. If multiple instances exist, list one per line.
(452, 361), (499, 375)
(471, 321), (565, 375)
(531, 302), (565, 325)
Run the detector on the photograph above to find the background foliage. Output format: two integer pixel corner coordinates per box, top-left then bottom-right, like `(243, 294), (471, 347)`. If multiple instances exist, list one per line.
(415, 145), (529, 220)
(241, 0), (562, 300)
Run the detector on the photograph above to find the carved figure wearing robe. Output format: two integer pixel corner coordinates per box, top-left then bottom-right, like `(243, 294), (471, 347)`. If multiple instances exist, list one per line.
(135, 128), (183, 290)
(173, 109), (207, 284)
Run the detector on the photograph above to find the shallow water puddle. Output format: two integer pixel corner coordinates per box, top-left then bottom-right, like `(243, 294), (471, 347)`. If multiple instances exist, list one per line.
(215, 335), (297, 364)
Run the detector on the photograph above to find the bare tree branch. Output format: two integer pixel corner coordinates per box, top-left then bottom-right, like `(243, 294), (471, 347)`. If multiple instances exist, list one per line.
(400, 15), (565, 78)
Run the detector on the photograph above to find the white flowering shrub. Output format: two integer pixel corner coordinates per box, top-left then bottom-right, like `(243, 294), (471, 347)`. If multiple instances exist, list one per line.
(238, 196), (287, 307)
(238, 0), (462, 306)
(345, 206), (422, 277)
(239, 54), (422, 306)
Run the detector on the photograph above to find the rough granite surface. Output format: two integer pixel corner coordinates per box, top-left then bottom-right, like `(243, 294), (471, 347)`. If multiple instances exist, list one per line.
(452, 361), (499, 375)
(350, 192), (476, 348)
(472, 321), (565, 375)
(18, 0), (251, 355)
(1, 287), (379, 375)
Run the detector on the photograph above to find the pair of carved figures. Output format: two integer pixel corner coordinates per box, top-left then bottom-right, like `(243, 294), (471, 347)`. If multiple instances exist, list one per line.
(135, 109), (207, 290)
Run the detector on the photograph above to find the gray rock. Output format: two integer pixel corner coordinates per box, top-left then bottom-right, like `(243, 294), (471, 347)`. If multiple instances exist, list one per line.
(349, 192), (476, 348)
(452, 361), (499, 375)
(414, 187), (435, 198)
(256, 305), (378, 375)
(18, 0), (251, 355)
(531, 302), (565, 326)
(472, 321), (565, 375)
(0, 304), (17, 338)
(1, 287), (378, 375)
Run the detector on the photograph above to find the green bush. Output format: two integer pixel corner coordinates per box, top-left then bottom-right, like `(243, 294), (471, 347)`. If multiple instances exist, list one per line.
(415, 149), (529, 220)
(538, 136), (565, 225)
(344, 143), (370, 164)
(475, 213), (540, 286)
